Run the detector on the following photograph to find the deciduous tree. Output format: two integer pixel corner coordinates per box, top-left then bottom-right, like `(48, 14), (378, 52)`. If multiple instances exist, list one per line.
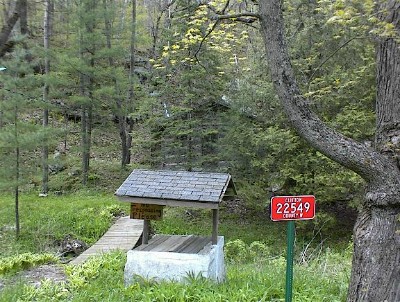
(258, 0), (399, 300)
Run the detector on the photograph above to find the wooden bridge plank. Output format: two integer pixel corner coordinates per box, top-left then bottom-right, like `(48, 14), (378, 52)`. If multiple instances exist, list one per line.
(69, 216), (143, 265)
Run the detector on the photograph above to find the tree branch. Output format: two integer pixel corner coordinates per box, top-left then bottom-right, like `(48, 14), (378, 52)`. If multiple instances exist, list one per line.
(217, 12), (260, 21)
(307, 36), (364, 85)
(258, 0), (398, 184)
(193, 7), (259, 65)
(193, 19), (220, 63)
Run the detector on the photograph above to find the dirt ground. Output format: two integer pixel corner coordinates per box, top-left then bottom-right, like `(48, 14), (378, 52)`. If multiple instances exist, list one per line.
(0, 264), (67, 291)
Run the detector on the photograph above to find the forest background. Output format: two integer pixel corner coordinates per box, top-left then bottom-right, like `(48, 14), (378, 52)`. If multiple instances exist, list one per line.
(0, 0), (387, 300)
(0, 0), (373, 227)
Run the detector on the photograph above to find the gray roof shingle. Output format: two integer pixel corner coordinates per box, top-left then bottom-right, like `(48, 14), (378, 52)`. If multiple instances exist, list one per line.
(115, 169), (234, 203)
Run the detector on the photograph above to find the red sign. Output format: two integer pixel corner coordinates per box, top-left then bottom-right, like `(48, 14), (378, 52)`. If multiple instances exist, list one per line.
(270, 195), (315, 221)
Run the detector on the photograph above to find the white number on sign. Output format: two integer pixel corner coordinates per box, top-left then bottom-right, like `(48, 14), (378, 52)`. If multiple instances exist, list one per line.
(276, 203), (283, 214)
(297, 203), (303, 212)
(276, 202), (311, 214)
(284, 203), (290, 213)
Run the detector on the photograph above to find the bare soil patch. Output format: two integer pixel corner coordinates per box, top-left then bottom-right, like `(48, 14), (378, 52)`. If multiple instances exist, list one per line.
(0, 264), (67, 291)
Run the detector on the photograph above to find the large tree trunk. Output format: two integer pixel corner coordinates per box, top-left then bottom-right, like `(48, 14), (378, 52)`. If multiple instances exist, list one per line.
(258, 0), (400, 301)
(347, 1), (400, 301)
(0, 0), (26, 57)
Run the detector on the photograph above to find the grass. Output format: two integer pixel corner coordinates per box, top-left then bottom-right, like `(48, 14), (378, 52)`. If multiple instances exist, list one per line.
(0, 192), (130, 257)
(0, 192), (288, 256)
(0, 248), (350, 301)
(0, 191), (351, 301)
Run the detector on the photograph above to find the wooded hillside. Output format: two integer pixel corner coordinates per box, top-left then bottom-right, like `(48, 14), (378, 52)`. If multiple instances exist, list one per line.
(1, 1), (399, 301)
(0, 0), (375, 203)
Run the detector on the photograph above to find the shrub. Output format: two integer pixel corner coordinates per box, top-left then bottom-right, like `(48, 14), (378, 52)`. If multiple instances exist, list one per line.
(225, 239), (270, 263)
(0, 253), (58, 275)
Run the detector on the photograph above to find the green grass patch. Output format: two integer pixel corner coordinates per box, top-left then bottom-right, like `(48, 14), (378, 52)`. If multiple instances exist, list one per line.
(0, 248), (350, 302)
(0, 192), (129, 257)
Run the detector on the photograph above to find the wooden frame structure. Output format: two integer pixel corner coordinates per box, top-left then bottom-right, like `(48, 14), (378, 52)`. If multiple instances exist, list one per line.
(115, 169), (236, 245)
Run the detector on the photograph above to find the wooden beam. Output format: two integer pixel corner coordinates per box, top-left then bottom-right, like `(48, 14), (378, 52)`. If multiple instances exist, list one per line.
(117, 196), (219, 209)
(142, 220), (150, 244)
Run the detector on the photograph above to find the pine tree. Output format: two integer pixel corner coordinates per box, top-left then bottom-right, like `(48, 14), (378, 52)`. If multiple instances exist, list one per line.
(0, 46), (43, 237)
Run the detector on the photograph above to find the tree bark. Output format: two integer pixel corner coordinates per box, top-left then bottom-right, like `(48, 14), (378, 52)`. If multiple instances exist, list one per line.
(258, 0), (400, 301)
(81, 106), (89, 186)
(19, 0), (27, 36)
(42, 0), (52, 195)
(347, 1), (400, 301)
(375, 0), (400, 162)
(0, 0), (24, 57)
(14, 104), (20, 238)
(15, 146), (20, 238)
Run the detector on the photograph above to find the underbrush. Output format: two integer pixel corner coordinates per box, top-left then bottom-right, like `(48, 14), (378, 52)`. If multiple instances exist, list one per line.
(0, 192), (351, 301)
(0, 253), (58, 275)
(0, 244), (350, 302)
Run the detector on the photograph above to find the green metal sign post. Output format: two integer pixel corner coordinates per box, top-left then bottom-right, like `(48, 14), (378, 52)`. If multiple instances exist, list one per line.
(285, 220), (295, 302)
(270, 195), (316, 302)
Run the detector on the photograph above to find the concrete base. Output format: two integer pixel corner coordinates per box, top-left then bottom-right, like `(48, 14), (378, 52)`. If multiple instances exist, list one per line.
(124, 236), (225, 284)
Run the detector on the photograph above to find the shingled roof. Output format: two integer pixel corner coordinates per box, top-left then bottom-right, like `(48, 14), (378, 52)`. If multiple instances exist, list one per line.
(115, 169), (235, 204)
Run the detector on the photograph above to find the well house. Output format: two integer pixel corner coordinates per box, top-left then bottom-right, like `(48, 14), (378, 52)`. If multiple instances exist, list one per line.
(115, 169), (236, 283)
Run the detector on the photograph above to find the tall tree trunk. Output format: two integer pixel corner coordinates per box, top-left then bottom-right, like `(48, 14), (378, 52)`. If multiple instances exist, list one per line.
(80, 0), (96, 185)
(0, 0), (24, 57)
(87, 103), (93, 172)
(126, 0), (138, 166)
(19, 0), (27, 35)
(18, 0), (31, 62)
(120, 0), (137, 167)
(14, 104), (20, 238)
(258, 0), (400, 301)
(81, 106), (89, 186)
(347, 1), (400, 301)
(103, 0), (131, 167)
(129, 0), (136, 102)
(79, 64), (89, 185)
(15, 146), (19, 238)
(42, 0), (52, 195)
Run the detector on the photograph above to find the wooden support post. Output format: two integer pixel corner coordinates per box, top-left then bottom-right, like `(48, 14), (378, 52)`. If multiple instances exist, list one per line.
(142, 219), (150, 244)
(212, 209), (219, 245)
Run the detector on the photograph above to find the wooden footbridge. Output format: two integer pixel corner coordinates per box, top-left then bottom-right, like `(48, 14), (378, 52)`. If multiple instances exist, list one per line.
(69, 216), (143, 265)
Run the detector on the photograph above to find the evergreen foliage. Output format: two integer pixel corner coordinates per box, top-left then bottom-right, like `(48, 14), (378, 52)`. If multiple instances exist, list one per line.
(0, 0), (379, 235)
(0, 45), (45, 236)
